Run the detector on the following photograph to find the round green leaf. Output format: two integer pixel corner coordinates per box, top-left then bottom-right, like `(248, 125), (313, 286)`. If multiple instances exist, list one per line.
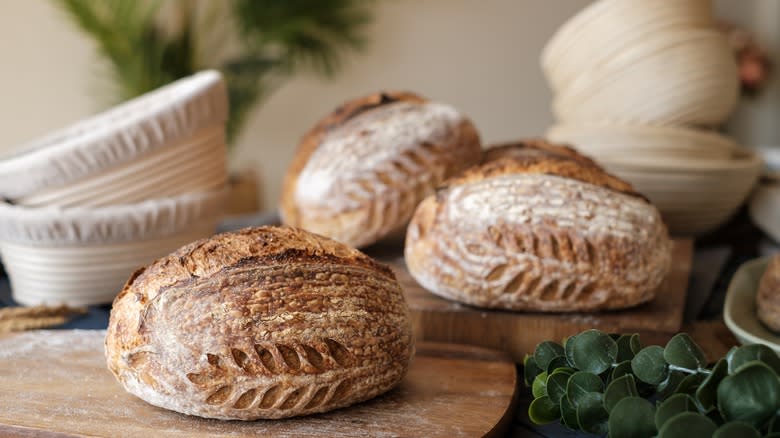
(658, 412), (717, 438)
(566, 371), (604, 406)
(604, 374), (638, 413)
(657, 371), (685, 398)
(695, 358), (728, 410)
(565, 329), (618, 374)
(523, 354), (542, 387)
(534, 341), (565, 370)
(713, 421), (760, 438)
(616, 334), (639, 362)
(632, 345), (668, 385)
(546, 356), (571, 374)
(611, 360), (633, 381)
(532, 371), (548, 398)
(664, 333), (706, 370)
(560, 394), (578, 430)
(608, 396), (657, 438)
(546, 371), (569, 404)
(575, 392), (608, 434)
(655, 393), (698, 430)
(728, 344), (780, 375)
(718, 361), (780, 427)
(675, 372), (705, 396)
(528, 395), (560, 424)
(630, 333), (642, 355)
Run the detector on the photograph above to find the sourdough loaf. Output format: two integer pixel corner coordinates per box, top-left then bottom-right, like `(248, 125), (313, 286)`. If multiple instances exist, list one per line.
(105, 226), (414, 420)
(405, 140), (672, 312)
(280, 91), (482, 248)
(757, 255), (780, 332)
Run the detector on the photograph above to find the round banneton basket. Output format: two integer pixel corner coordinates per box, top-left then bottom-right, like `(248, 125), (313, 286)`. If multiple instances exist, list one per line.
(0, 70), (228, 207)
(600, 149), (761, 235)
(0, 189), (226, 306)
(542, 0), (714, 93)
(547, 123), (738, 162)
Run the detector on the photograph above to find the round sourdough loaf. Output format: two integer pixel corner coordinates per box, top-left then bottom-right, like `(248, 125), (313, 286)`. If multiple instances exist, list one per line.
(405, 140), (672, 312)
(757, 255), (780, 332)
(105, 226), (414, 420)
(280, 91), (482, 248)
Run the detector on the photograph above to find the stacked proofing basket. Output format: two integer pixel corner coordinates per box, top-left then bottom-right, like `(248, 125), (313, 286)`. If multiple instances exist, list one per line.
(542, 0), (762, 235)
(0, 71), (229, 306)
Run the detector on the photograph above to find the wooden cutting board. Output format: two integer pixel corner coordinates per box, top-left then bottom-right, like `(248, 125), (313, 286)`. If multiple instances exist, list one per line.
(369, 239), (692, 363)
(0, 330), (517, 438)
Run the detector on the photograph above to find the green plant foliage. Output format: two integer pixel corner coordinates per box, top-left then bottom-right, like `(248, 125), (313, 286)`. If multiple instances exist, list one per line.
(560, 394), (578, 429)
(727, 344), (780, 375)
(575, 392), (608, 434)
(528, 395), (559, 424)
(632, 345), (668, 385)
(713, 421), (761, 438)
(531, 371), (548, 398)
(523, 354), (543, 387)
(608, 396), (656, 438)
(546, 370), (571, 404)
(611, 360), (633, 381)
(695, 358), (727, 410)
(565, 329), (618, 374)
(525, 329), (780, 437)
(566, 371), (604, 406)
(655, 393), (698, 430)
(717, 361), (780, 427)
(657, 412), (717, 438)
(535, 341), (565, 370)
(603, 374), (638, 413)
(664, 333), (706, 370)
(55, 0), (373, 144)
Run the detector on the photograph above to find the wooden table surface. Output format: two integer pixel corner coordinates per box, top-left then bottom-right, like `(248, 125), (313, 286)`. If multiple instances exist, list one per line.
(0, 331), (519, 438)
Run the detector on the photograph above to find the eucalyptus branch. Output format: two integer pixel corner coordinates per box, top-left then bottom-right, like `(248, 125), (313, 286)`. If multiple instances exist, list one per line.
(525, 329), (780, 438)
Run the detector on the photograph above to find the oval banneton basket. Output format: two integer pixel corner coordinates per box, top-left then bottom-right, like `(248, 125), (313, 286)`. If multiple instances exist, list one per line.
(0, 70), (228, 208)
(0, 190), (226, 306)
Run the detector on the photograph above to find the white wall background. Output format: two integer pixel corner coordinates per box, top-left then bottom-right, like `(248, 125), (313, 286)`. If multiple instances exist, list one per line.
(0, 0), (777, 209)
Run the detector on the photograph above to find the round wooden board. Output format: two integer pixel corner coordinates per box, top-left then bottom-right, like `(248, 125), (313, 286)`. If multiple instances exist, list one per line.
(0, 330), (517, 437)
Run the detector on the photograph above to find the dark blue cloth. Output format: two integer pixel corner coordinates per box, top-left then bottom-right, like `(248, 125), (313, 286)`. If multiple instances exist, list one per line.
(0, 277), (111, 329)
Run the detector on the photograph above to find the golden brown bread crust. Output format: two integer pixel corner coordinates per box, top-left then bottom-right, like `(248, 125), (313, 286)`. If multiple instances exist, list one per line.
(757, 255), (780, 332)
(482, 139), (601, 166)
(405, 142), (671, 312)
(105, 226), (414, 420)
(451, 141), (642, 200)
(279, 91), (482, 248)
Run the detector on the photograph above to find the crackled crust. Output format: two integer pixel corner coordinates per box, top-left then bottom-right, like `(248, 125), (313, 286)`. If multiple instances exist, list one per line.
(757, 255), (780, 332)
(405, 144), (671, 312)
(482, 139), (601, 167)
(279, 91), (481, 248)
(105, 226), (414, 420)
(451, 141), (642, 199)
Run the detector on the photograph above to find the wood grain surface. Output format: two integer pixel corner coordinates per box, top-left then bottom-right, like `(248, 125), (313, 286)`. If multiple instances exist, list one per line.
(0, 331), (517, 438)
(368, 239), (692, 363)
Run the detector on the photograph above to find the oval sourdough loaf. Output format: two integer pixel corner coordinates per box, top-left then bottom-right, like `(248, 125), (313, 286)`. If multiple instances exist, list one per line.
(280, 91), (482, 248)
(105, 226), (414, 420)
(405, 140), (672, 312)
(757, 255), (780, 332)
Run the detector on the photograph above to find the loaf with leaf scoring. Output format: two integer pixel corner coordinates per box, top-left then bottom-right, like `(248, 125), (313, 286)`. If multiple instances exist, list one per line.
(405, 140), (672, 312)
(280, 91), (482, 248)
(105, 226), (414, 420)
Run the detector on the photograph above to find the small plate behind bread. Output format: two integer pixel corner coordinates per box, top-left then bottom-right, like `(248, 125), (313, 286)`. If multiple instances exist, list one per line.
(723, 257), (780, 354)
